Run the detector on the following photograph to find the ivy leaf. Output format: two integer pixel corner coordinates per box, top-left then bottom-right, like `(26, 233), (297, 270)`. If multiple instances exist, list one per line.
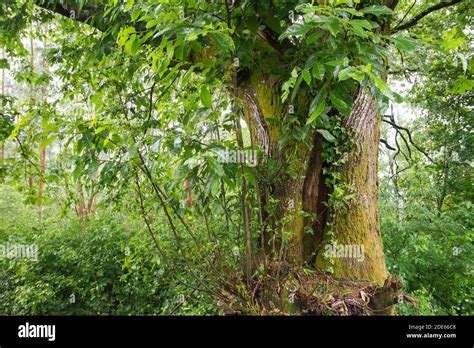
(200, 86), (212, 108)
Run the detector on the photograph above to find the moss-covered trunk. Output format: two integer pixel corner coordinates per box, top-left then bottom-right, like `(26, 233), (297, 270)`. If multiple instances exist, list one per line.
(315, 91), (388, 285)
(238, 67), (387, 285)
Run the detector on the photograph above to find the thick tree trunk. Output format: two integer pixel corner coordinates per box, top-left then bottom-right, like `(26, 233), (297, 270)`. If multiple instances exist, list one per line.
(238, 64), (312, 266)
(238, 68), (387, 285)
(315, 91), (387, 285)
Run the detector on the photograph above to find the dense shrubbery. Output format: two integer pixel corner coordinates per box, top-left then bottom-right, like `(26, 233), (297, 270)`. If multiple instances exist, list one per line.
(1, 180), (472, 316)
(0, 0), (470, 317)
(381, 178), (473, 315)
(0, 186), (217, 315)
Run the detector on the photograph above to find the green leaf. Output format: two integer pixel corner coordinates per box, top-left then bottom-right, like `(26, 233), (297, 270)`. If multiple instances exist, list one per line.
(131, 8), (141, 21)
(39, 135), (57, 150)
(338, 7), (363, 17)
(312, 63), (325, 80)
(207, 156), (225, 176)
(264, 14), (282, 33)
(307, 98), (325, 125)
(205, 173), (219, 198)
(0, 59), (9, 69)
(292, 127), (306, 141)
(279, 24), (312, 41)
(329, 90), (350, 115)
(334, 0), (352, 5)
(128, 36), (140, 55)
(368, 72), (402, 102)
(302, 69), (312, 86)
(88, 159), (100, 179)
(349, 23), (368, 37)
(306, 31), (324, 44)
(316, 129), (336, 143)
(146, 19), (160, 29)
(350, 19), (374, 29)
(360, 5), (393, 16)
(290, 74), (304, 102)
(312, 16), (341, 37)
(245, 15), (259, 34)
(338, 66), (365, 82)
(308, 86), (327, 116)
(200, 86), (212, 108)
(210, 32), (235, 53)
(391, 36), (418, 52)
(124, 0), (134, 10)
(118, 26), (136, 47)
(244, 166), (256, 186)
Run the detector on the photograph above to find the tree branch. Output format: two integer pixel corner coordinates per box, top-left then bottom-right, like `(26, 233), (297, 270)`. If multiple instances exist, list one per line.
(394, 0), (463, 32)
(35, 1), (104, 31)
(382, 116), (436, 164)
(380, 139), (397, 151)
(256, 29), (287, 54)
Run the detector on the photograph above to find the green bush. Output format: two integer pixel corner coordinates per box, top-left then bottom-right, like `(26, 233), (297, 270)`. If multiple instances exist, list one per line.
(0, 185), (217, 315)
(382, 186), (474, 315)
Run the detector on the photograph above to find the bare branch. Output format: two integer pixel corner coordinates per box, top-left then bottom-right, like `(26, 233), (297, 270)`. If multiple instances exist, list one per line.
(394, 0), (463, 32)
(382, 117), (436, 164)
(380, 139), (397, 151)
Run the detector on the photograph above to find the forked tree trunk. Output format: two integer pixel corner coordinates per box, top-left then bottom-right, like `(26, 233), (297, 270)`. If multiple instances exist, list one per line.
(238, 65), (388, 286)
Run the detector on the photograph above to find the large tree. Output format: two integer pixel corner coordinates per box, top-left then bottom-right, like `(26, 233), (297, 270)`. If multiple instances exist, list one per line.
(1, 0), (468, 313)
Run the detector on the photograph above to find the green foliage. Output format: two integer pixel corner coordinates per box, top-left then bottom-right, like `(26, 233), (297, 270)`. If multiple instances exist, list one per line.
(0, 0), (471, 316)
(381, 181), (473, 315)
(380, 10), (473, 313)
(0, 186), (217, 315)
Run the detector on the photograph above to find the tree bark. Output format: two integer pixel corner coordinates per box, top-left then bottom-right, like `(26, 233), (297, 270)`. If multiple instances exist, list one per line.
(315, 91), (388, 285)
(238, 63), (387, 286)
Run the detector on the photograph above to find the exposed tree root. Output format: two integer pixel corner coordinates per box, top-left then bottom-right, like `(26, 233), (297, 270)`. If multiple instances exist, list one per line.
(218, 268), (415, 316)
